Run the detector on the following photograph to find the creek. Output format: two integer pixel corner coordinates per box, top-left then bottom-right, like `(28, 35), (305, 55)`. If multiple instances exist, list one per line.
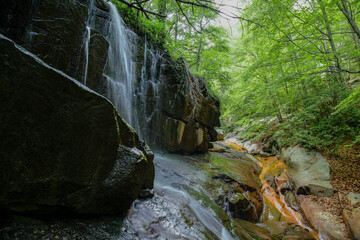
(0, 149), (319, 240)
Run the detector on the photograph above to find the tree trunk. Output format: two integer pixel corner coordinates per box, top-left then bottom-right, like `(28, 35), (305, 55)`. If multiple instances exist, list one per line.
(196, 7), (205, 70)
(337, 0), (360, 40)
(319, 0), (346, 87)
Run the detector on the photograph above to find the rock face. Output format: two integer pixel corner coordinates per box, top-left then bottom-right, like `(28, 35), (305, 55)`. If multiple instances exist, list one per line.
(0, 0), (220, 154)
(144, 61), (221, 153)
(0, 0), (109, 90)
(0, 35), (154, 214)
(281, 145), (334, 197)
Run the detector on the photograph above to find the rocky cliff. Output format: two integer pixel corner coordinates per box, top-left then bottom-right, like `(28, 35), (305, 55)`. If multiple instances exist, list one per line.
(0, 0), (220, 214)
(0, 0), (220, 153)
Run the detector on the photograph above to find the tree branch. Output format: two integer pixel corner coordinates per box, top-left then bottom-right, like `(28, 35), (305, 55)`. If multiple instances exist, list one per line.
(115, 0), (166, 18)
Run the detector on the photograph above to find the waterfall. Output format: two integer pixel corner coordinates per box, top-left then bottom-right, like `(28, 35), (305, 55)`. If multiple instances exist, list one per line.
(83, 26), (90, 85)
(103, 2), (163, 146)
(104, 2), (137, 126)
(135, 40), (163, 143)
(82, 0), (95, 86)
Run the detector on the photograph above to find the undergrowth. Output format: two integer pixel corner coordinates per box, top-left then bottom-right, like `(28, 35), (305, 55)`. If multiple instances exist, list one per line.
(223, 104), (360, 151)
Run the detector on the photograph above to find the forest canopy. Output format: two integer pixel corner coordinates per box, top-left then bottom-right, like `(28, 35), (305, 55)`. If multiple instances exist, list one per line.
(113, 0), (360, 150)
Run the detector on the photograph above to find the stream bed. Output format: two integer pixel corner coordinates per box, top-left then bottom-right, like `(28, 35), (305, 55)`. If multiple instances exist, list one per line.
(0, 151), (318, 240)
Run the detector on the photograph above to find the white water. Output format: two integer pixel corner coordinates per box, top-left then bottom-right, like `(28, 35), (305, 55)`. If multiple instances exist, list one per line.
(82, 0), (96, 86)
(103, 3), (164, 143)
(162, 185), (236, 240)
(0, 34), (100, 95)
(104, 2), (137, 125)
(83, 26), (90, 85)
(134, 39), (163, 141)
(119, 153), (239, 240)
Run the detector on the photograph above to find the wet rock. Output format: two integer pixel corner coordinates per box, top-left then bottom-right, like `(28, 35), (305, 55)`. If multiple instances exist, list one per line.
(282, 225), (317, 240)
(285, 192), (299, 211)
(235, 220), (272, 240)
(205, 153), (262, 192)
(228, 192), (261, 222)
(77, 30), (109, 92)
(257, 221), (315, 240)
(212, 174), (236, 183)
(0, 36), (154, 214)
(208, 128), (218, 141)
(208, 142), (226, 153)
(343, 208), (360, 240)
(28, 0), (88, 76)
(95, 0), (110, 12)
(244, 140), (261, 154)
(261, 198), (283, 222)
(282, 145), (334, 197)
(138, 189), (155, 199)
(0, 0), (37, 43)
(280, 180), (294, 195)
(159, 113), (210, 153)
(217, 129), (225, 141)
(300, 198), (348, 240)
(0, 0), (110, 94)
(158, 64), (220, 153)
(257, 221), (291, 239)
(224, 137), (248, 152)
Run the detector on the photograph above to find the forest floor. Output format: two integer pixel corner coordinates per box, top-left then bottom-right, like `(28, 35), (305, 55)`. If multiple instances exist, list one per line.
(307, 144), (360, 226)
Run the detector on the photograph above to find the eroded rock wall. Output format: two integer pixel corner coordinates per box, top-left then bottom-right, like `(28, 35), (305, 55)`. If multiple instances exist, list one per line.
(156, 62), (220, 153)
(0, 0), (220, 157)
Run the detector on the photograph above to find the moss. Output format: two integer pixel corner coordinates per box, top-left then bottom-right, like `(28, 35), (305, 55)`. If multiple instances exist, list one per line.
(113, 108), (121, 144)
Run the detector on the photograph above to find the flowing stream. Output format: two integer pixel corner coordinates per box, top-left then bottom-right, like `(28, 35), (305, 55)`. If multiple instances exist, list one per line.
(0, 149), (321, 239)
(0, 153), (243, 239)
(118, 153), (238, 240)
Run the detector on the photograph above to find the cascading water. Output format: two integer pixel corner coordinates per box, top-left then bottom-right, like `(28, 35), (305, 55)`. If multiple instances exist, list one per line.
(83, 26), (90, 85)
(103, 2), (137, 126)
(82, 0), (95, 86)
(135, 40), (163, 143)
(103, 3), (163, 144)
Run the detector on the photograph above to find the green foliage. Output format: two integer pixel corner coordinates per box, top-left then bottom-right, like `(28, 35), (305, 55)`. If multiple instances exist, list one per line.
(111, 0), (166, 45)
(217, 0), (360, 149)
(111, 0), (360, 149)
(112, 0), (232, 90)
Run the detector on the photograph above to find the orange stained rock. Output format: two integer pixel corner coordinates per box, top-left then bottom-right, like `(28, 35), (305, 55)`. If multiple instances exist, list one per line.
(224, 140), (248, 153)
(208, 147), (225, 153)
(259, 156), (321, 240)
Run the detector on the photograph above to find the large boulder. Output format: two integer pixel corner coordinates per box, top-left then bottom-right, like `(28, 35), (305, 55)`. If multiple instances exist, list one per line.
(0, 35), (154, 214)
(281, 145), (334, 197)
